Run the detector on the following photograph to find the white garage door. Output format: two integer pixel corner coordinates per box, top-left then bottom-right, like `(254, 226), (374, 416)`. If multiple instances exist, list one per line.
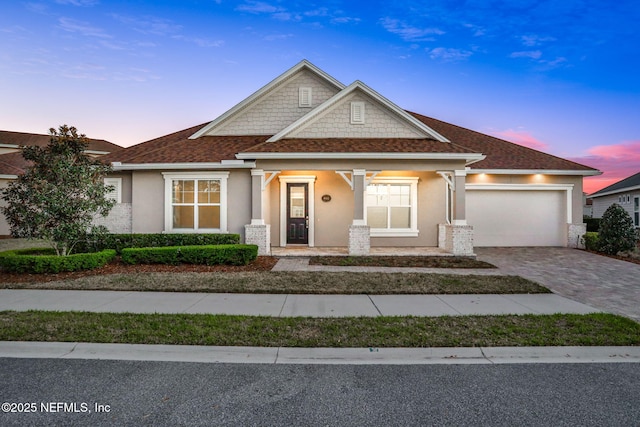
(467, 190), (566, 247)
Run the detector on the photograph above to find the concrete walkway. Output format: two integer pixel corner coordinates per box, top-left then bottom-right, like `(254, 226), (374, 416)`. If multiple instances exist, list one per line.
(0, 289), (598, 317)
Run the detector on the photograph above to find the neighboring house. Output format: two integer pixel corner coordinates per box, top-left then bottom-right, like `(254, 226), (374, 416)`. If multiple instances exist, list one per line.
(590, 172), (640, 227)
(100, 60), (600, 255)
(583, 193), (593, 218)
(0, 130), (121, 236)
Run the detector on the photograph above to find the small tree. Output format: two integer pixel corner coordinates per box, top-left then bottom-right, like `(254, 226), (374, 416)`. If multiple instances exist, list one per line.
(597, 203), (636, 255)
(0, 125), (115, 255)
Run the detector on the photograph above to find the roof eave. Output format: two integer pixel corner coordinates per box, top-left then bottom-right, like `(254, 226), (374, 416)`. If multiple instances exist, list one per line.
(590, 184), (640, 198)
(236, 152), (483, 162)
(467, 168), (601, 176)
(111, 161), (256, 171)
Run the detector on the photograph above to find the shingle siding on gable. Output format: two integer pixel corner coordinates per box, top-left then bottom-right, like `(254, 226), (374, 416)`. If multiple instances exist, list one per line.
(291, 93), (424, 139)
(211, 71), (340, 136)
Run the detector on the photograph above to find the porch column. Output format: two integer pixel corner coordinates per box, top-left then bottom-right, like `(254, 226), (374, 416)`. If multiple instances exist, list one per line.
(349, 169), (370, 255)
(438, 170), (474, 256)
(245, 169), (271, 255)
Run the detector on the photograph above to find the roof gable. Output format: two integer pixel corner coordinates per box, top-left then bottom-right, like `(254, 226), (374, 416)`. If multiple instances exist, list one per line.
(190, 60), (345, 138)
(590, 171), (640, 197)
(267, 81), (449, 143)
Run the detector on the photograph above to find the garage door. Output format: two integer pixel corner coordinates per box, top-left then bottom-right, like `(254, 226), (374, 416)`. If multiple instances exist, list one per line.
(467, 190), (566, 247)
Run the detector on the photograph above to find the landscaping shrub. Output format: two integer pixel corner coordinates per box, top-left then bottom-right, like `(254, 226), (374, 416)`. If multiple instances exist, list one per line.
(121, 244), (258, 266)
(584, 217), (601, 232)
(0, 248), (116, 274)
(581, 232), (599, 251)
(597, 203), (637, 255)
(76, 233), (240, 254)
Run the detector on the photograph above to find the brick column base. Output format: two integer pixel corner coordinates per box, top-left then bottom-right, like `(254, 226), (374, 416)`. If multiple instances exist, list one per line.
(349, 224), (370, 255)
(244, 224), (271, 255)
(438, 224), (475, 256)
(567, 223), (587, 249)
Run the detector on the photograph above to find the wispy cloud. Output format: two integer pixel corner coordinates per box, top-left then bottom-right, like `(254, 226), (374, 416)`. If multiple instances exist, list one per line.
(491, 129), (549, 151)
(510, 50), (542, 59)
(55, 0), (98, 6)
(111, 14), (182, 36)
(428, 47), (472, 62)
(58, 17), (111, 38)
(568, 140), (640, 194)
(171, 35), (224, 47)
(381, 17), (444, 42)
(520, 34), (556, 47)
(264, 33), (294, 41)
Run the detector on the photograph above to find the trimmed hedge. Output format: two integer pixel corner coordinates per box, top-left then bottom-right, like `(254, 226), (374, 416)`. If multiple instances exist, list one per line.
(584, 217), (601, 232)
(121, 244), (258, 266)
(76, 233), (241, 254)
(0, 248), (116, 274)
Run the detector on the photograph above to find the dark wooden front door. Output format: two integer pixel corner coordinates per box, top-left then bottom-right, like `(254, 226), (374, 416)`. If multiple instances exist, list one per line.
(287, 183), (308, 244)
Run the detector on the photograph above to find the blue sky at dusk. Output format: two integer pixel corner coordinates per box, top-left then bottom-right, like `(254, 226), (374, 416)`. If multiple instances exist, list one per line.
(1, 0), (639, 193)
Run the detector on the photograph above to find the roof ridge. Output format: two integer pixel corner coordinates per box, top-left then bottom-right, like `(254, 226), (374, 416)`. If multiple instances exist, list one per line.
(590, 171), (640, 196)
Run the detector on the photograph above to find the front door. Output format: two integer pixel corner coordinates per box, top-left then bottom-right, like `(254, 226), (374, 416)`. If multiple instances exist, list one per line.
(287, 183), (308, 244)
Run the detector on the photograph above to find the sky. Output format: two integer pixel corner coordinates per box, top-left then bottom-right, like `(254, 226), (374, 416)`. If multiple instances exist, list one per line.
(1, 0), (639, 194)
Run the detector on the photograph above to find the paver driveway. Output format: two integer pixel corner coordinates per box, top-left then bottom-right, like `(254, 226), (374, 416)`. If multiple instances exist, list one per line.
(476, 247), (640, 321)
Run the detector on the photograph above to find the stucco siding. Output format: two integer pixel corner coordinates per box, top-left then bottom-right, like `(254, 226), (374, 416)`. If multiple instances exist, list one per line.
(0, 179), (11, 235)
(131, 171), (164, 233)
(226, 171), (252, 238)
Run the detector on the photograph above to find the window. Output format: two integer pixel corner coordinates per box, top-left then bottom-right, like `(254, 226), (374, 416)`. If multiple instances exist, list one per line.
(299, 87), (312, 107)
(365, 178), (418, 237)
(634, 196), (639, 227)
(350, 102), (365, 124)
(163, 172), (228, 232)
(104, 178), (122, 203)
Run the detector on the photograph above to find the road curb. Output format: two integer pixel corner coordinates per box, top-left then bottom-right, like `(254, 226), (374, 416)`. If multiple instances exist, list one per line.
(1, 342), (639, 365)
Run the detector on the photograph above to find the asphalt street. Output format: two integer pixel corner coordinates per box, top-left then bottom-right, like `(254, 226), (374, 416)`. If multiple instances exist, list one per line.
(1, 358), (639, 426)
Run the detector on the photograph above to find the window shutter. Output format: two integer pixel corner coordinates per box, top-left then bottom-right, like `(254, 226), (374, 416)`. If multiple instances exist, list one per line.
(351, 102), (365, 124)
(104, 178), (122, 203)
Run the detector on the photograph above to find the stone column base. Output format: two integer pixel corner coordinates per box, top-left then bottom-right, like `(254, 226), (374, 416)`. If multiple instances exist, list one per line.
(244, 224), (271, 255)
(349, 224), (370, 255)
(567, 223), (587, 249)
(438, 224), (475, 256)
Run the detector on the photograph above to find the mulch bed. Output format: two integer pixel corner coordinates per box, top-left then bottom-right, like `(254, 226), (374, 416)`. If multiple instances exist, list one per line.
(0, 256), (279, 284)
(310, 256), (496, 269)
(584, 250), (640, 266)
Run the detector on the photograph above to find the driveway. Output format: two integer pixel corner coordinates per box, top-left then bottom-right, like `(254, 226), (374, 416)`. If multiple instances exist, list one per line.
(476, 247), (640, 321)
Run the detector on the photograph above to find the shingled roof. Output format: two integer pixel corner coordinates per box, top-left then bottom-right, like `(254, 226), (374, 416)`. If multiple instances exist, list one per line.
(409, 112), (597, 172)
(590, 171), (640, 197)
(105, 112), (598, 174)
(0, 130), (120, 153)
(0, 130), (122, 176)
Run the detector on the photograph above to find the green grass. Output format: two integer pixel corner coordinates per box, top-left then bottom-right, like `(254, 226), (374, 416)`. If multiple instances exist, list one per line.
(1, 311), (638, 347)
(0, 272), (550, 294)
(310, 256), (496, 268)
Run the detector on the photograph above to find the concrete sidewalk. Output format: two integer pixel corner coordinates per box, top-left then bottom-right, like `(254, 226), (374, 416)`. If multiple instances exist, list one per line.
(0, 289), (599, 317)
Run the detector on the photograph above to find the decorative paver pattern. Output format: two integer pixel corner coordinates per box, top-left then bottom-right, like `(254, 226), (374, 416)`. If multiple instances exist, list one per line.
(476, 247), (640, 321)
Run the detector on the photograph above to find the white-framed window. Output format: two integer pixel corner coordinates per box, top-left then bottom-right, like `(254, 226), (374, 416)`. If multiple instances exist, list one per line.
(634, 196), (639, 227)
(104, 178), (122, 204)
(299, 87), (312, 107)
(365, 177), (418, 237)
(351, 101), (365, 124)
(162, 172), (228, 233)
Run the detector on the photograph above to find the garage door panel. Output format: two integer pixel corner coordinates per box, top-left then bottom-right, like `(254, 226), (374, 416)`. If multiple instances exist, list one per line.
(467, 190), (566, 247)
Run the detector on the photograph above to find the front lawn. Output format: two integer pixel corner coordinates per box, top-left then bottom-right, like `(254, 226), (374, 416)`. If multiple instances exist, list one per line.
(1, 311), (638, 347)
(0, 271), (550, 294)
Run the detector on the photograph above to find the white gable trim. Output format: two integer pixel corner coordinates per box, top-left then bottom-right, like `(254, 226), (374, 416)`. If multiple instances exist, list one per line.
(266, 81), (450, 143)
(111, 161), (256, 170)
(237, 152), (484, 163)
(189, 60), (345, 139)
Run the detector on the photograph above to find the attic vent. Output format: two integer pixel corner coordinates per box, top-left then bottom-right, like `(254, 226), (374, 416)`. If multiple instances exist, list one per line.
(299, 87), (312, 107)
(350, 102), (365, 124)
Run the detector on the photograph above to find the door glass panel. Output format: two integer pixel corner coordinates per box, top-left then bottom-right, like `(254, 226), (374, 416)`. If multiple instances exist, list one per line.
(290, 186), (306, 218)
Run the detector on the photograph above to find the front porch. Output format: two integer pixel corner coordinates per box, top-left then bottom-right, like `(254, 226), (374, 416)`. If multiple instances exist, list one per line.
(270, 246), (457, 257)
